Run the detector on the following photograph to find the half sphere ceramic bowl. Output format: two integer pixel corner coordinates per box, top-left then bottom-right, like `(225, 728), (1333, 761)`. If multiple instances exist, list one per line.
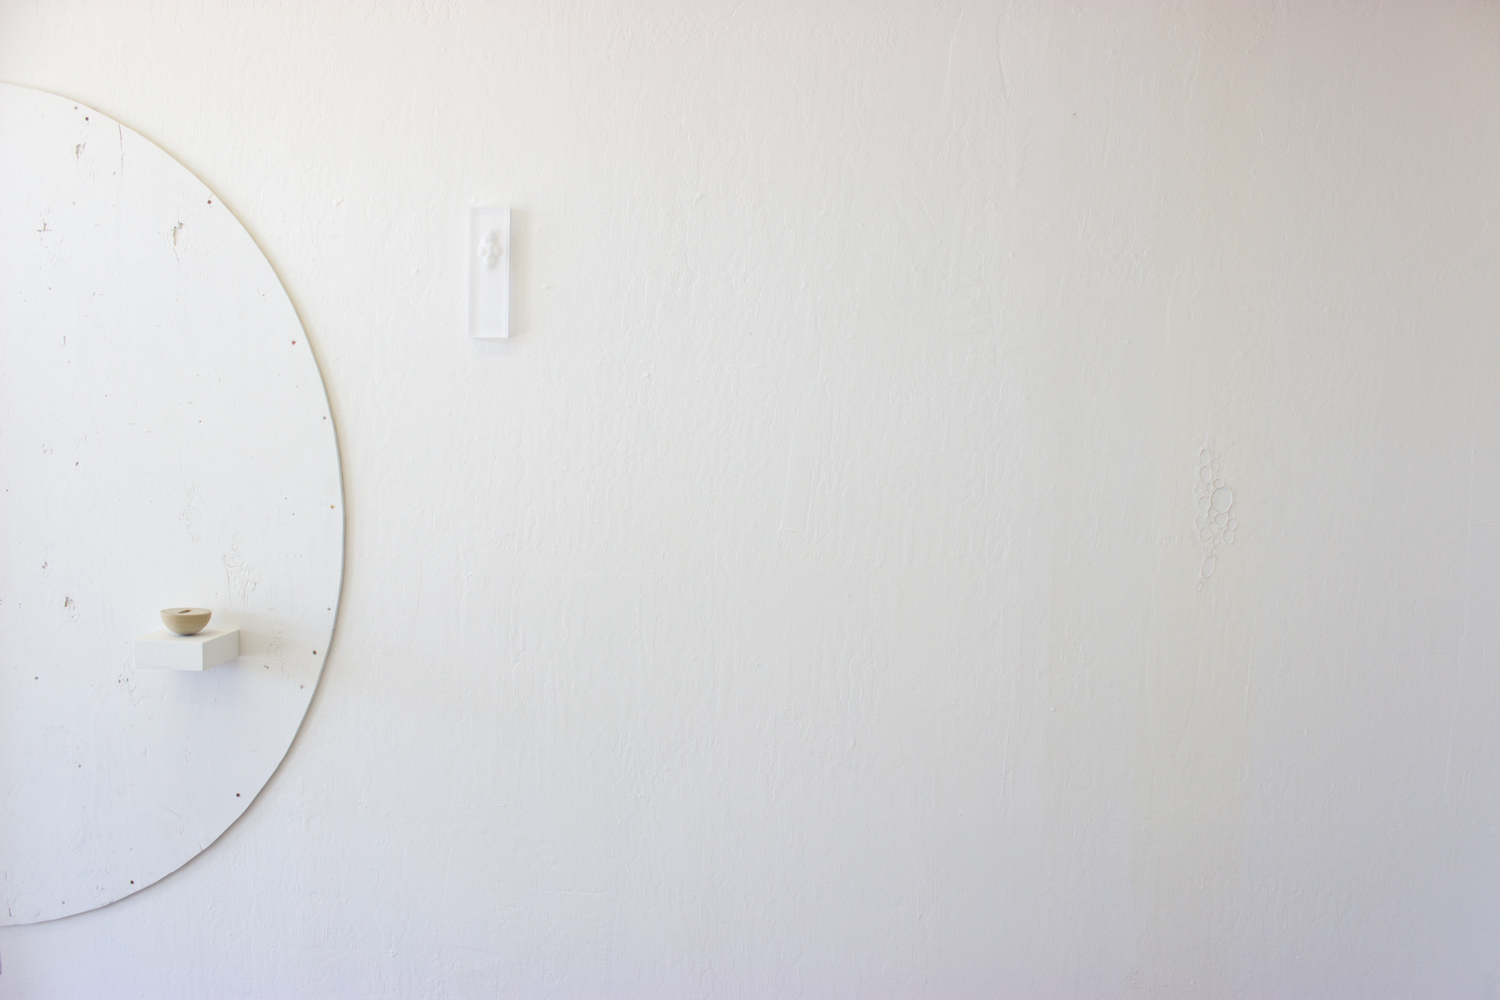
(161, 607), (212, 635)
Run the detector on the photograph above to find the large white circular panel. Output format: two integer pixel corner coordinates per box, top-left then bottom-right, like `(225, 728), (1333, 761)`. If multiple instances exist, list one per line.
(0, 85), (342, 924)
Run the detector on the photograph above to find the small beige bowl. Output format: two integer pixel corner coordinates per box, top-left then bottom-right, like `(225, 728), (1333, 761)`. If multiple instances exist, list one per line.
(161, 607), (212, 636)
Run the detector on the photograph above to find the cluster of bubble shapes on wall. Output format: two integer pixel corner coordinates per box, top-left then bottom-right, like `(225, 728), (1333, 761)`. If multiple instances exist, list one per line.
(1195, 447), (1237, 591)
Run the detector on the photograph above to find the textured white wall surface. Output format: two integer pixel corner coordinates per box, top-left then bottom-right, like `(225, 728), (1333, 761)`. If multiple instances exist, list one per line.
(4, 2), (1500, 996)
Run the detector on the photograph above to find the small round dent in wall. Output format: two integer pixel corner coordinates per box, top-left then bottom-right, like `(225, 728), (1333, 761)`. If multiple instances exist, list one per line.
(0, 85), (343, 924)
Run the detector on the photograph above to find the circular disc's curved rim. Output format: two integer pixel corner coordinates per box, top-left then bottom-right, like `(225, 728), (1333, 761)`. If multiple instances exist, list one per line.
(0, 83), (345, 923)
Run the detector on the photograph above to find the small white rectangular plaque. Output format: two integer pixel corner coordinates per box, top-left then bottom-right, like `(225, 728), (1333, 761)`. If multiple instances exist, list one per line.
(469, 206), (511, 339)
(135, 628), (240, 671)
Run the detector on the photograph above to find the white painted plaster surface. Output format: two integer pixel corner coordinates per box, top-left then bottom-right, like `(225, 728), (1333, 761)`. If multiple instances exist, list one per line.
(0, 85), (342, 926)
(3, 2), (1500, 996)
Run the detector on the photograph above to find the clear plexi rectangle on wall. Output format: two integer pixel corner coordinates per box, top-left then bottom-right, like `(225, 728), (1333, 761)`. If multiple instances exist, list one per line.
(469, 206), (510, 339)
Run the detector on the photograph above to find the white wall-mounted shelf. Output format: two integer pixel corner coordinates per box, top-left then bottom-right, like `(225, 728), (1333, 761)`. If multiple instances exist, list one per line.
(135, 628), (240, 671)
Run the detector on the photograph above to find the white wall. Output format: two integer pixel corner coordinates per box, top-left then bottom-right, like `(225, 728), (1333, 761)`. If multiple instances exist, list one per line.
(4, 2), (1500, 996)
